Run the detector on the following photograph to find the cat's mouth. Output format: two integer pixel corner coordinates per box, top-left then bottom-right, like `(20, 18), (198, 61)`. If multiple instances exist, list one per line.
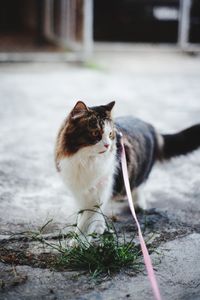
(99, 150), (107, 154)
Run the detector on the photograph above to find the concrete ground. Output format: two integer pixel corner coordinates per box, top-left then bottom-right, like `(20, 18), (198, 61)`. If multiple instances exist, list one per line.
(0, 46), (200, 299)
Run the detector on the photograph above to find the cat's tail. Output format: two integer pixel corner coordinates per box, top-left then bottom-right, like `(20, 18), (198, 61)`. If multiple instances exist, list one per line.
(157, 124), (200, 160)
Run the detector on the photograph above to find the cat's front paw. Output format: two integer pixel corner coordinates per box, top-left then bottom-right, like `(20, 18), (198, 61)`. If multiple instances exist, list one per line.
(93, 222), (106, 235)
(68, 238), (79, 248)
(68, 236), (90, 248)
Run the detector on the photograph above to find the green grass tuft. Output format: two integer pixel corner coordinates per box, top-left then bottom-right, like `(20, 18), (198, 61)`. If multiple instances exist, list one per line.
(56, 230), (142, 277)
(28, 213), (143, 277)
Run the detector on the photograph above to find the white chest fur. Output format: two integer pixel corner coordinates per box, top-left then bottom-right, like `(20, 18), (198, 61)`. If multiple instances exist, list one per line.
(59, 146), (117, 199)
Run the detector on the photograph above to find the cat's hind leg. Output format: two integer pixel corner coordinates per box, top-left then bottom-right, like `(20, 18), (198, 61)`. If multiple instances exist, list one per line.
(131, 188), (148, 210)
(112, 189), (141, 210)
(135, 186), (149, 210)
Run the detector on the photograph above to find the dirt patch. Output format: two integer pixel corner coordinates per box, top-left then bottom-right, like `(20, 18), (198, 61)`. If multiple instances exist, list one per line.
(0, 209), (198, 274)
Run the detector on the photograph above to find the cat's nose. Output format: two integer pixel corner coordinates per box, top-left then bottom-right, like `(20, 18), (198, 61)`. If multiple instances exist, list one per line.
(104, 143), (109, 149)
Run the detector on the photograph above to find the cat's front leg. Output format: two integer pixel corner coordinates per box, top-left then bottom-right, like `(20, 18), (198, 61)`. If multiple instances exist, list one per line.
(75, 207), (106, 243)
(69, 209), (98, 247)
(71, 178), (113, 245)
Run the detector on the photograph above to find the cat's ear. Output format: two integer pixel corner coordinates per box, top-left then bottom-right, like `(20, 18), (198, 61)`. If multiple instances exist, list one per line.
(105, 101), (115, 112)
(71, 101), (88, 120)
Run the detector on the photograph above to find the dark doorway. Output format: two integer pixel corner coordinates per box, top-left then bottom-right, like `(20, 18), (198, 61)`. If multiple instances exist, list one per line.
(94, 0), (200, 44)
(189, 0), (200, 43)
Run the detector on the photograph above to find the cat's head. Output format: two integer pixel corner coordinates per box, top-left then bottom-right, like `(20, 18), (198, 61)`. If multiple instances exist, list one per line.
(62, 101), (116, 156)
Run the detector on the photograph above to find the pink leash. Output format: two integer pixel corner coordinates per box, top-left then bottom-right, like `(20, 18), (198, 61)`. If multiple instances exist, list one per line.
(121, 137), (162, 300)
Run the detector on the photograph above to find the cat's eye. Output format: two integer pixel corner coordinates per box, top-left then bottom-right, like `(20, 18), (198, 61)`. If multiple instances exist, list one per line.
(91, 130), (102, 142)
(92, 131), (99, 137)
(109, 130), (116, 140)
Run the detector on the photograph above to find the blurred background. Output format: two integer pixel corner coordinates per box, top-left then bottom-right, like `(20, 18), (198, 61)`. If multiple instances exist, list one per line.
(0, 0), (200, 60)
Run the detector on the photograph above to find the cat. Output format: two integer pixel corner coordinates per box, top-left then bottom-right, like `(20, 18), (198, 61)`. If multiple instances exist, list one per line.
(55, 101), (200, 242)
